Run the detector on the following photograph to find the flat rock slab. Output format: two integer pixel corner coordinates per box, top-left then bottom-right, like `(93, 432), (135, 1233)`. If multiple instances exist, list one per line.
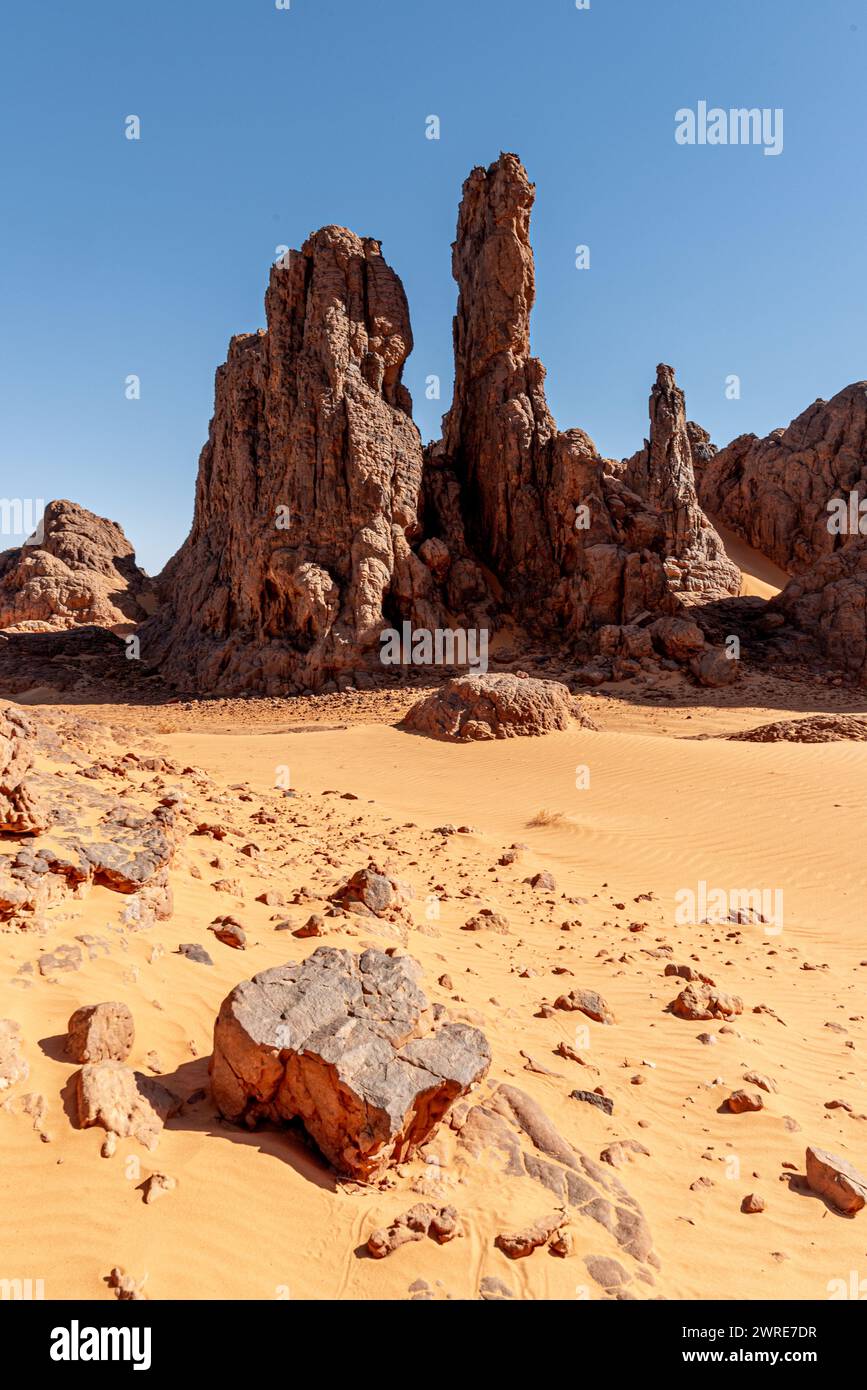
(210, 946), (491, 1180)
(402, 673), (593, 742)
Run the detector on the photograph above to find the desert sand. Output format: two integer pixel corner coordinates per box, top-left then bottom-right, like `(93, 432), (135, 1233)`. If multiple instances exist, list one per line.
(2, 530), (866, 1304)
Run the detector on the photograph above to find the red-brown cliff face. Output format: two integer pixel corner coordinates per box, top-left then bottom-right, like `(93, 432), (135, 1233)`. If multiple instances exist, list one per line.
(697, 383), (867, 574)
(142, 228), (439, 693)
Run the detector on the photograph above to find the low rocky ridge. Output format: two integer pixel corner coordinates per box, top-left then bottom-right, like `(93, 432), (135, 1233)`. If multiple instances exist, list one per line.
(211, 946), (491, 1179)
(456, 1081), (660, 1293)
(0, 500), (156, 633)
(728, 714), (867, 743)
(402, 672), (595, 741)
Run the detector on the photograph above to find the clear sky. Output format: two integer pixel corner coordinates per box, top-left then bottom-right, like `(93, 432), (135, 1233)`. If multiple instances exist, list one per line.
(2, 0), (865, 574)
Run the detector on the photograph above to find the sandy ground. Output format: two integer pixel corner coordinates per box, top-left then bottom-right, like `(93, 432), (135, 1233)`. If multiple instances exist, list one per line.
(1, 541), (866, 1302)
(1, 682), (865, 1303)
(712, 520), (789, 599)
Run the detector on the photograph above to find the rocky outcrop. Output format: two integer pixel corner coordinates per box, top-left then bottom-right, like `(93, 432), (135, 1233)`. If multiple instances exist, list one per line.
(456, 1081), (660, 1294)
(143, 228), (439, 694)
(402, 673), (592, 741)
(0, 706), (50, 834)
(210, 947), (491, 1180)
(697, 383), (867, 575)
(729, 714), (867, 743)
(771, 540), (867, 682)
(0, 702), (180, 926)
(0, 500), (156, 632)
(620, 366), (740, 601)
(137, 153), (749, 694)
(426, 154), (680, 641)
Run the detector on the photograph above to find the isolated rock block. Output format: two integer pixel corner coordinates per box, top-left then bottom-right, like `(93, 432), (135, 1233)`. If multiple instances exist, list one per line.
(210, 947), (491, 1180)
(805, 1145), (867, 1214)
(403, 673), (589, 741)
(66, 1003), (135, 1064)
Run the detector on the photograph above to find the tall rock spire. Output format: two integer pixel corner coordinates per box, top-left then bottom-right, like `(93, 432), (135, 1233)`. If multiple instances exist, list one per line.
(433, 153), (678, 634)
(621, 365), (740, 601)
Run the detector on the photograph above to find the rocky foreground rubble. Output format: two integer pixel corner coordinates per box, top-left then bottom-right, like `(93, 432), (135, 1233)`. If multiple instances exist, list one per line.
(0, 704), (180, 928)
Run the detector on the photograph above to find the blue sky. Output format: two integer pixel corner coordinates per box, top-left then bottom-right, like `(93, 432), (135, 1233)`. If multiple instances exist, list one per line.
(1, 0), (865, 574)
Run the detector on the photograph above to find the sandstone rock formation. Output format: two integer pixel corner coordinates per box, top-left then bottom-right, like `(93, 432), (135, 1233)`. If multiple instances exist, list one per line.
(66, 1003), (135, 1064)
(76, 1062), (181, 1151)
(142, 228), (439, 694)
(426, 154), (680, 641)
(210, 947), (491, 1179)
(0, 705), (50, 834)
(620, 365), (740, 601)
(456, 1081), (660, 1294)
(697, 382), (867, 575)
(402, 672), (591, 741)
(771, 540), (867, 682)
(0, 500), (156, 632)
(134, 153), (748, 695)
(805, 1145), (867, 1214)
(729, 714), (867, 743)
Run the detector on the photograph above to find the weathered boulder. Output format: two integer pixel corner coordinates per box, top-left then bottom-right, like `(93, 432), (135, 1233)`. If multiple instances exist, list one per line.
(0, 499), (156, 632)
(0, 1018), (28, 1091)
(66, 1003), (135, 1064)
(690, 647), (741, 688)
(554, 989), (615, 1024)
(75, 1062), (181, 1150)
(650, 615), (706, 662)
(210, 947), (491, 1180)
(142, 227), (438, 694)
(333, 864), (412, 916)
(805, 1145), (867, 1214)
(367, 1203), (461, 1257)
(670, 983), (743, 1021)
(402, 673), (591, 741)
(726, 1089), (764, 1114)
